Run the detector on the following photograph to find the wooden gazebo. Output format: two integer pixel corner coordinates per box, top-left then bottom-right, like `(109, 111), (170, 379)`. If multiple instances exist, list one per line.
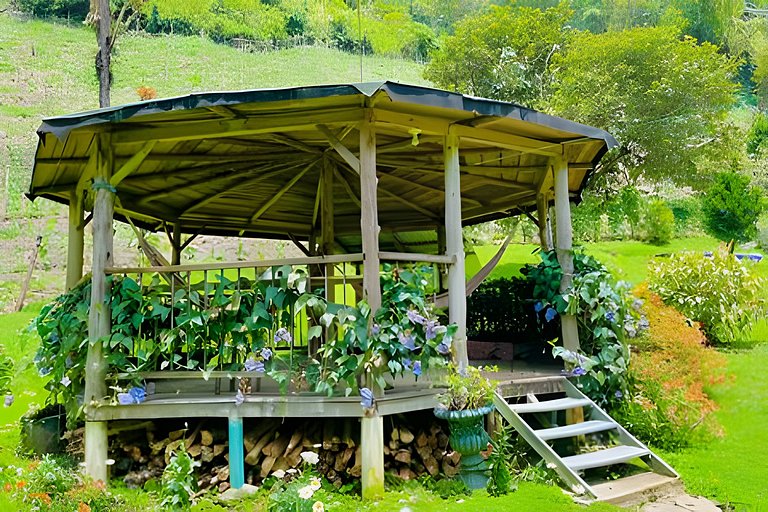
(28, 82), (616, 497)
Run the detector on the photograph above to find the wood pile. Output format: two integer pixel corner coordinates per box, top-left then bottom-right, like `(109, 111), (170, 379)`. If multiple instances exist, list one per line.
(106, 413), (460, 491)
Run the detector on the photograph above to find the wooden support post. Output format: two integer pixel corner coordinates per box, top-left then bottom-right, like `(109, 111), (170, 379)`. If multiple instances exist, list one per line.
(361, 414), (384, 500)
(553, 156), (579, 353)
(66, 188), (85, 290)
(536, 193), (552, 252)
(84, 133), (115, 484)
(171, 222), (182, 266)
(228, 415), (245, 489)
(359, 113), (384, 500)
(359, 114), (381, 312)
(444, 128), (468, 371)
(322, 158), (335, 302)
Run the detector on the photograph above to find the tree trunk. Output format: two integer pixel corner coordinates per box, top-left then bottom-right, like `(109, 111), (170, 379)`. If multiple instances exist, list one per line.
(94, 0), (111, 107)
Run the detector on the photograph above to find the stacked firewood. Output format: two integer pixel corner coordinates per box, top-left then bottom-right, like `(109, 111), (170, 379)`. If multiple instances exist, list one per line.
(106, 414), (461, 491)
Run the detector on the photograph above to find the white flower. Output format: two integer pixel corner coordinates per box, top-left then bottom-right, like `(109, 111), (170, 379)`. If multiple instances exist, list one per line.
(272, 469), (286, 479)
(61, 375), (71, 387)
(300, 451), (320, 465)
(312, 501), (325, 512)
(286, 468), (298, 474)
(309, 476), (321, 491)
(298, 485), (315, 499)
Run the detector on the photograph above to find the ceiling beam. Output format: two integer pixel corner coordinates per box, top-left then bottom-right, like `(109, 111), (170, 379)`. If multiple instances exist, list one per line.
(317, 124), (361, 173)
(110, 141), (157, 187)
(248, 160), (318, 223)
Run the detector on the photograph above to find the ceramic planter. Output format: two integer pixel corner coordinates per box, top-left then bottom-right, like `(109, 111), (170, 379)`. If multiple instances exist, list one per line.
(434, 404), (494, 489)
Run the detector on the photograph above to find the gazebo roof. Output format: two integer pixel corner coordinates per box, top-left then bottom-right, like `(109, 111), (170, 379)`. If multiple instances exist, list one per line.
(28, 81), (616, 247)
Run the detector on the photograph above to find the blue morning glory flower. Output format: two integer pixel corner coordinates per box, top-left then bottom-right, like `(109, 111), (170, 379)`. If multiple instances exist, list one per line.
(605, 311), (616, 323)
(261, 347), (273, 361)
(371, 323), (381, 336)
(128, 386), (146, 404)
(436, 342), (450, 355)
(544, 307), (557, 322)
(407, 309), (426, 325)
(398, 331), (417, 351)
(425, 320), (438, 341)
(274, 328), (292, 344)
(4, 395), (13, 407)
(360, 387), (374, 408)
(402, 358), (412, 369)
(615, 390), (623, 399)
(412, 361), (422, 377)
(571, 367), (587, 377)
(534, 301), (544, 313)
(117, 393), (134, 405)
(244, 357), (259, 372)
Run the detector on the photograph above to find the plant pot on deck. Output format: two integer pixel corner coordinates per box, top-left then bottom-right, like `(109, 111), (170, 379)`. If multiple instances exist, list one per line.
(434, 404), (494, 489)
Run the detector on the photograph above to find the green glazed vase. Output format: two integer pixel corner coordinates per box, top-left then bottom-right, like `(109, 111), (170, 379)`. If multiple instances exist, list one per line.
(434, 404), (494, 489)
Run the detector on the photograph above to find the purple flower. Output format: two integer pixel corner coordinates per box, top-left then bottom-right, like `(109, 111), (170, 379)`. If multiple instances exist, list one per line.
(534, 301), (544, 313)
(244, 357), (259, 372)
(371, 324), (381, 336)
(360, 387), (374, 409)
(274, 328), (292, 344)
(544, 307), (557, 322)
(398, 331), (417, 351)
(3, 395), (13, 407)
(402, 358), (412, 369)
(412, 361), (422, 377)
(407, 309), (426, 325)
(605, 311), (616, 323)
(615, 390), (623, 399)
(436, 342), (450, 356)
(117, 393), (133, 405)
(128, 386), (146, 404)
(638, 316), (649, 331)
(425, 320), (438, 341)
(261, 347), (273, 361)
(632, 299), (643, 311)
(235, 389), (245, 406)
(570, 367), (587, 377)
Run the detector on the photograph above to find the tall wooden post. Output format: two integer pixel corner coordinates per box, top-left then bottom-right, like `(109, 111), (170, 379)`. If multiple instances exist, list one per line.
(444, 129), (468, 371)
(358, 113), (384, 500)
(171, 222), (182, 265)
(321, 158), (335, 303)
(553, 156), (579, 352)
(66, 187), (85, 290)
(536, 193), (552, 252)
(84, 133), (115, 483)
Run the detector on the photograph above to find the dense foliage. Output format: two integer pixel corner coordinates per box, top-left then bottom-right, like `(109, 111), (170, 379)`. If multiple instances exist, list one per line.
(524, 251), (645, 408)
(649, 245), (764, 345)
(617, 284), (726, 450)
(702, 171), (765, 243)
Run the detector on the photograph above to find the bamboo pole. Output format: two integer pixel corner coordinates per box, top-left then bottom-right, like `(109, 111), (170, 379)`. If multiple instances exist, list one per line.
(444, 128), (468, 371)
(84, 133), (115, 484)
(171, 222), (182, 266)
(536, 193), (552, 252)
(553, 156), (579, 353)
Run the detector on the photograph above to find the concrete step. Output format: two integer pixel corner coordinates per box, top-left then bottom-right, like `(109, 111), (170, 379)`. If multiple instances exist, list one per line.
(591, 472), (682, 506)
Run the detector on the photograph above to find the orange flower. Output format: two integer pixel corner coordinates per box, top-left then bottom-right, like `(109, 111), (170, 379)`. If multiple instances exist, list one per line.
(16, 480), (25, 489)
(3, 482), (11, 492)
(78, 502), (92, 512)
(29, 492), (52, 505)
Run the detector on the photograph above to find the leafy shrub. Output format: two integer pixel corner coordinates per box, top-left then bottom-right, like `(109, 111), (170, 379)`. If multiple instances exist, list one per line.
(649, 245), (764, 345)
(747, 111), (768, 157)
(525, 251), (646, 408)
(702, 171), (764, 243)
(667, 195), (705, 238)
(16, 0), (89, 19)
(466, 277), (559, 343)
(642, 199), (675, 245)
(161, 443), (200, 509)
(436, 365), (496, 411)
(620, 284), (726, 450)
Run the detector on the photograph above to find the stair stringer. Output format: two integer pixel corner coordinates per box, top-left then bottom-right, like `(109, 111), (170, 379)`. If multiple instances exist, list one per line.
(492, 392), (596, 498)
(561, 379), (678, 479)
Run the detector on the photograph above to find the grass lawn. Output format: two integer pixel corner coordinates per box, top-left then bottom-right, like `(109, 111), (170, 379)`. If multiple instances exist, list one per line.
(661, 344), (768, 509)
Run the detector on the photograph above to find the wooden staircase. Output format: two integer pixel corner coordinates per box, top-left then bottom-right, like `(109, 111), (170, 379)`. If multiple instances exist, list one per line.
(493, 378), (679, 503)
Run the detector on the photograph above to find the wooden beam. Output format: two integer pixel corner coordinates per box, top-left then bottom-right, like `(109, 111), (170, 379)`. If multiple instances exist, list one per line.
(444, 128), (468, 372)
(84, 133), (114, 484)
(109, 140), (156, 187)
(378, 171), (483, 208)
(334, 167), (361, 208)
(377, 186), (441, 221)
(553, 156), (579, 352)
(321, 158), (335, 306)
(66, 187), (84, 290)
(112, 108), (364, 144)
(378, 252), (454, 264)
(536, 194), (552, 251)
(248, 160), (317, 223)
(317, 124), (361, 173)
(451, 124), (562, 157)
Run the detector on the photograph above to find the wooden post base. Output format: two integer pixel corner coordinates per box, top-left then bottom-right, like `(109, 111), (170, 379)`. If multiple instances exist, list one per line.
(228, 416), (245, 489)
(85, 421), (108, 484)
(361, 414), (384, 500)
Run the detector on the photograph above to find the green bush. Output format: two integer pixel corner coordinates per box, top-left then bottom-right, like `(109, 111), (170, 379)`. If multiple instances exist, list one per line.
(666, 195), (705, 238)
(16, 0), (89, 19)
(649, 245), (764, 345)
(702, 171), (764, 243)
(642, 199), (675, 245)
(747, 112), (768, 157)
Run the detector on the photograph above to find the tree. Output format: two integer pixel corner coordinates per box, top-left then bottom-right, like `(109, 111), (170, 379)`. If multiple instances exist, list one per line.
(423, 3), (572, 109)
(550, 25), (739, 186)
(702, 171), (765, 242)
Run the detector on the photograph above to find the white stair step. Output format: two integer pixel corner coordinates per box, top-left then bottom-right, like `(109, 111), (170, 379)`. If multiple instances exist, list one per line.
(510, 397), (592, 414)
(535, 420), (618, 441)
(563, 445), (650, 471)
